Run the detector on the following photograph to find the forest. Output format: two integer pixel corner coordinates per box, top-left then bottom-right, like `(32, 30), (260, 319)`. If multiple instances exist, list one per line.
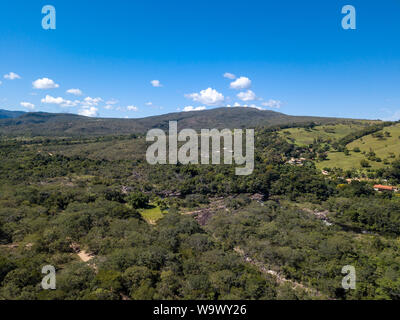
(0, 119), (399, 300)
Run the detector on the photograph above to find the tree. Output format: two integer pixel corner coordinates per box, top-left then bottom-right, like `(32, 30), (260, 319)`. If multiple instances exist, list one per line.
(126, 192), (149, 209)
(360, 159), (370, 168)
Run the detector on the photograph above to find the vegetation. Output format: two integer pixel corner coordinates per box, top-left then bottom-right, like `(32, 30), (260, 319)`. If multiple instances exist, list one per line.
(0, 110), (399, 300)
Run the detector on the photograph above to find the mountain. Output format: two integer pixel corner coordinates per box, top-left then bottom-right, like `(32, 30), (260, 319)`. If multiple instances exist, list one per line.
(0, 107), (355, 137)
(0, 109), (26, 119)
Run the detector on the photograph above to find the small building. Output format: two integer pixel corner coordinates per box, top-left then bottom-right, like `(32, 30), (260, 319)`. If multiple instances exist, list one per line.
(374, 185), (399, 192)
(287, 157), (306, 166)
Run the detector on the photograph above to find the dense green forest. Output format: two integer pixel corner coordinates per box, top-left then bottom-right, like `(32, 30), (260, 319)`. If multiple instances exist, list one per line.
(1, 118), (399, 300)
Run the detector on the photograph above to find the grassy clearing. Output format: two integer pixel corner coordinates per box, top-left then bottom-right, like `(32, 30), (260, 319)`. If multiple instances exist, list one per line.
(348, 123), (400, 159)
(280, 123), (368, 146)
(139, 205), (166, 224)
(315, 151), (384, 170)
(317, 123), (400, 170)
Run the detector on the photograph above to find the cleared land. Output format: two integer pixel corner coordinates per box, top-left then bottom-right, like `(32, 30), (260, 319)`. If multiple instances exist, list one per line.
(280, 123), (369, 146)
(348, 123), (400, 159)
(317, 123), (400, 170)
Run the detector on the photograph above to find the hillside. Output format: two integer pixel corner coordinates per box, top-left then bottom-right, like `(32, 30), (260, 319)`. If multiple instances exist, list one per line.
(280, 123), (375, 146)
(0, 107), (351, 137)
(0, 109), (26, 119)
(318, 123), (400, 170)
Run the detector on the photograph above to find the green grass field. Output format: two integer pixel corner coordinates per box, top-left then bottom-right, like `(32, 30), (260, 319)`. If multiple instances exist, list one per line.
(315, 151), (386, 171)
(280, 123), (368, 146)
(348, 123), (400, 159)
(317, 123), (400, 170)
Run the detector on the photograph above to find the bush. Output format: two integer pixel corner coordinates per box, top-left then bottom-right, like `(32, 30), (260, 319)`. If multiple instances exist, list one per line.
(126, 192), (149, 209)
(360, 159), (370, 168)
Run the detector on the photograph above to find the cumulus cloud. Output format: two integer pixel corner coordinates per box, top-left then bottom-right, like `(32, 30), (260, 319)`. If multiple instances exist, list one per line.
(183, 106), (206, 112)
(41, 95), (65, 105)
(4, 72), (21, 80)
(227, 102), (264, 110)
(127, 105), (138, 111)
(185, 88), (225, 106)
(226, 102), (241, 108)
(262, 99), (282, 109)
(66, 88), (83, 96)
(230, 76), (251, 90)
(249, 104), (264, 110)
(20, 102), (35, 110)
(151, 80), (163, 87)
(104, 105), (113, 110)
(41, 95), (79, 107)
(223, 72), (236, 80)
(33, 78), (59, 89)
(83, 97), (102, 106)
(78, 106), (99, 117)
(237, 90), (256, 102)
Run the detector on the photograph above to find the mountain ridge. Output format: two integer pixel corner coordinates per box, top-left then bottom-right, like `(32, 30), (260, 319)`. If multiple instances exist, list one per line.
(0, 107), (366, 137)
(0, 109), (26, 119)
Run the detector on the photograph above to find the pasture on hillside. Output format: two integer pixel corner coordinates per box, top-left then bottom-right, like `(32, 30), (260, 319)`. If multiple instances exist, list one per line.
(280, 123), (369, 146)
(317, 123), (400, 170)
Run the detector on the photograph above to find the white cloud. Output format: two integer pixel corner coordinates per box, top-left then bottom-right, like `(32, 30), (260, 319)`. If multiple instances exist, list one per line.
(262, 99), (282, 109)
(20, 102), (35, 110)
(83, 97), (102, 106)
(183, 106), (206, 112)
(223, 72), (236, 80)
(106, 99), (119, 105)
(78, 106), (98, 117)
(151, 80), (163, 87)
(4, 72), (21, 80)
(185, 88), (225, 106)
(104, 105), (113, 110)
(63, 100), (81, 107)
(226, 102), (246, 108)
(249, 104), (264, 110)
(230, 76), (251, 90)
(237, 90), (256, 102)
(145, 102), (153, 106)
(127, 105), (138, 111)
(227, 102), (264, 110)
(33, 78), (59, 89)
(41, 95), (79, 107)
(66, 88), (83, 96)
(41, 95), (65, 105)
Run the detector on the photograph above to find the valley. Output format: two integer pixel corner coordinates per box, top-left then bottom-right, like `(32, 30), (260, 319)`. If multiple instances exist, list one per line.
(0, 108), (399, 300)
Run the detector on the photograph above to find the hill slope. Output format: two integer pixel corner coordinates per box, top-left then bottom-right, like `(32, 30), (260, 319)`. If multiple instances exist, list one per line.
(0, 109), (26, 119)
(316, 123), (400, 170)
(0, 107), (352, 137)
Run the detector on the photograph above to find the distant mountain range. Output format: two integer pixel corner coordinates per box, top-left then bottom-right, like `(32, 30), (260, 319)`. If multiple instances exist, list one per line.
(0, 107), (358, 137)
(0, 109), (26, 119)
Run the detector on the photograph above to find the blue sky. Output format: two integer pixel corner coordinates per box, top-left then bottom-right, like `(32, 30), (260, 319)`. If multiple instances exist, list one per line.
(0, 0), (399, 120)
